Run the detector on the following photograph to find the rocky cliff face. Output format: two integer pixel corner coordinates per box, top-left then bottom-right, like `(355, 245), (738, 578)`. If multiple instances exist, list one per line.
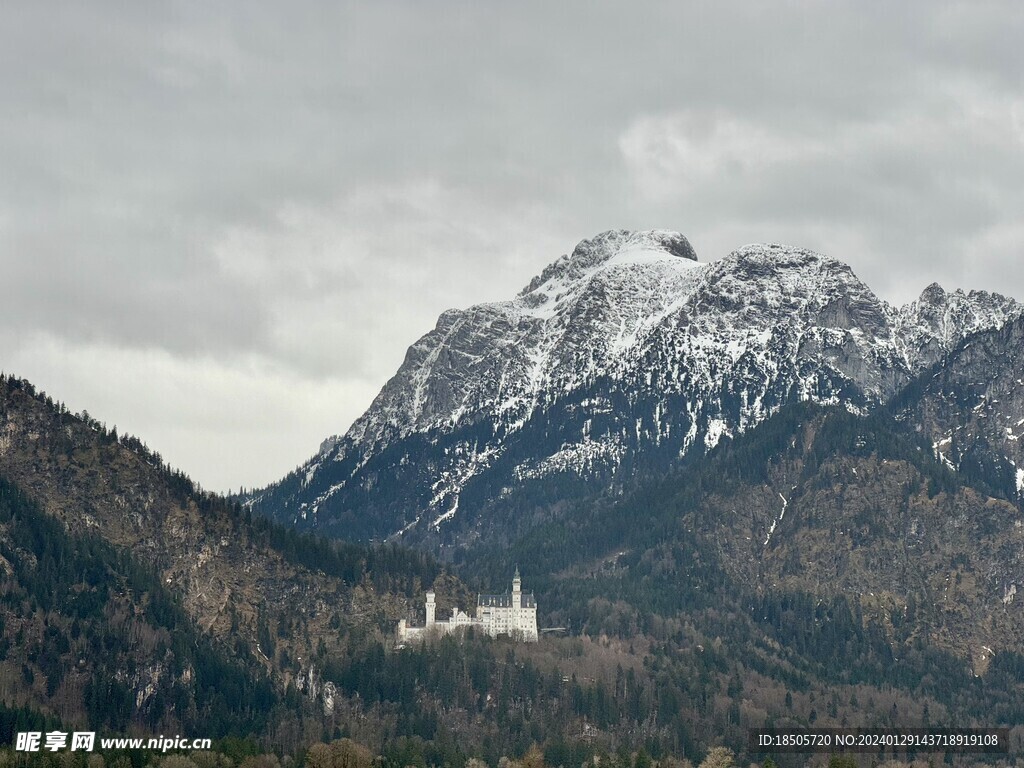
(248, 231), (1021, 547)
(896, 282), (1023, 370)
(894, 314), (1024, 503)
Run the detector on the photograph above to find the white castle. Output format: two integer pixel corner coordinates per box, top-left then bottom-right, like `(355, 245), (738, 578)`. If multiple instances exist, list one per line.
(398, 568), (538, 643)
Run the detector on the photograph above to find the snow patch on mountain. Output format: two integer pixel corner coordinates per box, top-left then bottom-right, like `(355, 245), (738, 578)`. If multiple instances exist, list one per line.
(514, 436), (627, 483)
(764, 493), (788, 546)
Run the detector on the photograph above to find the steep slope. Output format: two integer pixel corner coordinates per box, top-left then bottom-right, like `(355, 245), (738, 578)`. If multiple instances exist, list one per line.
(471, 403), (1024, 668)
(0, 375), (443, 735)
(893, 313), (1024, 503)
(0, 474), (276, 734)
(896, 282), (1023, 369)
(249, 231), (1020, 547)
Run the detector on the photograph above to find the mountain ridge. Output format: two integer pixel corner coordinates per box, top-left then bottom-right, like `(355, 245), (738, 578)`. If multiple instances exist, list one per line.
(247, 231), (1022, 547)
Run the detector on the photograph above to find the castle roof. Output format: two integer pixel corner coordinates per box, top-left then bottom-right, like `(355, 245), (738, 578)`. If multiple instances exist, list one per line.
(478, 592), (536, 608)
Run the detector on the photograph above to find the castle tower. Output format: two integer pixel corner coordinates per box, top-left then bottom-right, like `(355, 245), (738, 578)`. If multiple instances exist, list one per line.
(426, 590), (436, 626)
(513, 566), (522, 610)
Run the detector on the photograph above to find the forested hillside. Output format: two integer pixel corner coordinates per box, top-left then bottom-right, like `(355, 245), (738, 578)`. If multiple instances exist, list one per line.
(9, 354), (1024, 764)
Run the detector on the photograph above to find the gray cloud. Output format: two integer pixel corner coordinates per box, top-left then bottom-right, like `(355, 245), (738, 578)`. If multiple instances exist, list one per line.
(2, 1), (1023, 490)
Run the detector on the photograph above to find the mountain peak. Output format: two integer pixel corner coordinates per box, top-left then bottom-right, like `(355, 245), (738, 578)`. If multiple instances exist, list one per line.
(519, 229), (696, 297)
(919, 282), (947, 303)
(724, 243), (850, 273)
(571, 229), (697, 264)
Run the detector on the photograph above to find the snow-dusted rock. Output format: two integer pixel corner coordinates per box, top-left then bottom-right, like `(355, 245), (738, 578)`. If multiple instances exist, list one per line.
(248, 231), (1022, 545)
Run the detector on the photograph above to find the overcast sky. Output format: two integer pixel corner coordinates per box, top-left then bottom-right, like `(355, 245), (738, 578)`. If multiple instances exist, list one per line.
(2, 2), (1023, 492)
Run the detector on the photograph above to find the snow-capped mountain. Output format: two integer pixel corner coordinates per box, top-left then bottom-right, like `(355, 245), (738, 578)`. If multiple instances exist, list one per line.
(896, 282), (1023, 370)
(247, 230), (1022, 545)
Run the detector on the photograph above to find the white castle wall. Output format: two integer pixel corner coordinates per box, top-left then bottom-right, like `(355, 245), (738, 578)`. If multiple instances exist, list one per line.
(398, 572), (538, 643)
